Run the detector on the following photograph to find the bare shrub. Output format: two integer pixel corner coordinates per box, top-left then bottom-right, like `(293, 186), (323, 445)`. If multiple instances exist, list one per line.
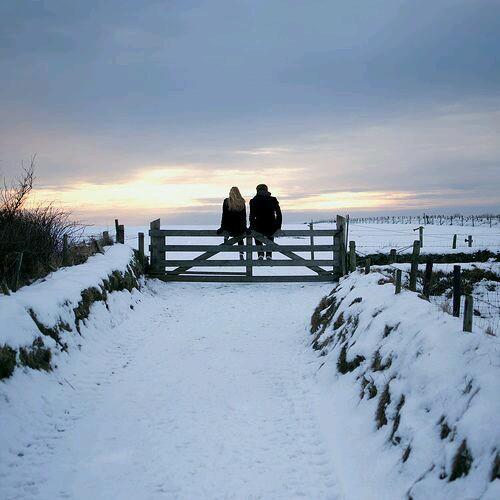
(0, 159), (86, 289)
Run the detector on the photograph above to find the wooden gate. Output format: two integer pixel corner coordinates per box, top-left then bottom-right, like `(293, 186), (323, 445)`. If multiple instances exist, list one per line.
(148, 217), (347, 283)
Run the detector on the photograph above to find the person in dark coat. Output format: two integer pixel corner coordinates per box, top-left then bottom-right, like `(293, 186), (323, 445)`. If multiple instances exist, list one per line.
(249, 184), (282, 259)
(217, 186), (247, 260)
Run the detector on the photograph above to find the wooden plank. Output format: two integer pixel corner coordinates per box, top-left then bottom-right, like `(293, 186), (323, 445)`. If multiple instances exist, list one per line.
(149, 229), (341, 237)
(157, 244), (334, 252)
(336, 215), (347, 276)
(153, 274), (337, 283)
(250, 231), (330, 275)
(246, 234), (252, 277)
(309, 222), (315, 260)
(162, 259), (336, 267)
(332, 232), (341, 275)
(167, 234), (245, 275)
(182, 271), (247, 276)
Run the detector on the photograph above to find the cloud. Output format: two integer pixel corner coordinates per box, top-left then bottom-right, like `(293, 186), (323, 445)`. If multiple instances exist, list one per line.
(0, 0), (498, 223)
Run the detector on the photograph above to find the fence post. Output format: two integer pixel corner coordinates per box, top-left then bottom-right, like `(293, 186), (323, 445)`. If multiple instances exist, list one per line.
(309, 222), (315, 261)
(336, 215), (347, 276)
(246, 234), (253, 278)
(348, 241), (356, 272)
(115, 219), (119, 241)
(149, 219), (161, 275)
(452, 265), (461, 317)
(94, 238), (103, 254)
(117, 224), (125, 244)
(364, 257), (371, 275)
(389, 248), (397, 264)
(422, 260), (433, 299)
(452, 234), (457, 249)
(103, 231), (110, 245)
(395, 269), (402, 294)
(463, 295), (473, 332)
(138, 232), (145, 261)
(409, 240), (420, 292)
(13, 252), (24, 292)
(414, 226), (424, 247)
(62, 234), (69, 266)
(466, 235), (473, 248)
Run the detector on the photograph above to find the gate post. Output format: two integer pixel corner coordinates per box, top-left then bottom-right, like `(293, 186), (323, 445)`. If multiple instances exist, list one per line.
(149, 219), (162, 275)
(336, 215), (347, 277)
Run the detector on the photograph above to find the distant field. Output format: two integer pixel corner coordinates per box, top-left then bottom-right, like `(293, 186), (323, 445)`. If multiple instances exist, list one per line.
(88, 221), (500, 257)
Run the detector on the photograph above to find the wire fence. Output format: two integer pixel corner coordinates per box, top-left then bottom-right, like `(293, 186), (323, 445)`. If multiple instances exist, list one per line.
(347, 214), (500, 227)
(349, 245), (499, 336)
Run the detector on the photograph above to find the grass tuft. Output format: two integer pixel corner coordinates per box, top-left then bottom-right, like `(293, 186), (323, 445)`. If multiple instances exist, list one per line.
(333, 312), (345, 330)
(402, 445), (411, 463)
(491, 452), (500, 481)
(390, 395), (405, 444)
(337, 343), (365, 374)
(19, 337), (51, 371)
(371, 350), (392, 372)
(449, 440), (473, 481)
(0, 345), (17, 380)
(375, 384), (391, 429)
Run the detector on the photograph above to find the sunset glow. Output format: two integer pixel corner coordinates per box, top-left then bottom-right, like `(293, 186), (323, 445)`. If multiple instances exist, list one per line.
(28, 165), (465, 222)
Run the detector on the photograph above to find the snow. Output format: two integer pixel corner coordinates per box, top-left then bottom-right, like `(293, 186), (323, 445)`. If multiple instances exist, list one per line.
(1, 280), (343, 499)
(0, 245), (134, 348)
(1, 233), (499, 499)
(312, 271), (500, 499)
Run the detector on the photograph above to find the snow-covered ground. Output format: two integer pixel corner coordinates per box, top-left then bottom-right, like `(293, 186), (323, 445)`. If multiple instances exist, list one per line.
(1, 231), (499, 499)
(0, 245), (135, 349)
(312, 271), (500, 500)
(1, 279), (343, 499)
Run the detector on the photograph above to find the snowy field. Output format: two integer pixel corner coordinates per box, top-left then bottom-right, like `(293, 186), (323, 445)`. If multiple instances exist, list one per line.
(91, 222), (500, 256)
(1, 243), (499, 499)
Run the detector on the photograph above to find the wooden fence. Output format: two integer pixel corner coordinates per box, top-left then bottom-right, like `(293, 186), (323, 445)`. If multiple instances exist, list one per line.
(148, 217), (347, 283)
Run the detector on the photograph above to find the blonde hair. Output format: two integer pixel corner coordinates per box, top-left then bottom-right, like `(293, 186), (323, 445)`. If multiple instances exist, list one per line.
(227, 186), (245, 211)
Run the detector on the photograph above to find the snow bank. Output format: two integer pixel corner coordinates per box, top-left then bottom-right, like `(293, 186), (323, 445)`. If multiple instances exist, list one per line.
(0, 245), (141, 379)
(311, 271), (500, 499)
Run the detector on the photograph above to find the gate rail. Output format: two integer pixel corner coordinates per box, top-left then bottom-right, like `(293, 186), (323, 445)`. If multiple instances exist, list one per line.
(148, 217), (347, 282)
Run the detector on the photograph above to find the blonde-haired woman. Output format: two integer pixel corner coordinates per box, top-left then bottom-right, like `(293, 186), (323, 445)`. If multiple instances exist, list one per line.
(217, 187), (247, 260)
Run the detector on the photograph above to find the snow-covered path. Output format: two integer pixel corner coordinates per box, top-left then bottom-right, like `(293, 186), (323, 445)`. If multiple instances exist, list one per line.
(1, 281), (343, 500)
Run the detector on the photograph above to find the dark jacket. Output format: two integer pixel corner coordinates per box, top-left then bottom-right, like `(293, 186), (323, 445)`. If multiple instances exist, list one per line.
(218, 198), (246, 236)
(249, 193), (282, 236)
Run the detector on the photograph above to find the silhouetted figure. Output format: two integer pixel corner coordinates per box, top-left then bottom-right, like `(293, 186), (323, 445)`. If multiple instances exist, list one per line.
(217, 186), (247, 260)
(249, 184), (282, 260)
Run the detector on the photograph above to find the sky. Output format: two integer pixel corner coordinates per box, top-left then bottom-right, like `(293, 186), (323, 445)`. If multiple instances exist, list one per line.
(0, 0), (499, 225)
